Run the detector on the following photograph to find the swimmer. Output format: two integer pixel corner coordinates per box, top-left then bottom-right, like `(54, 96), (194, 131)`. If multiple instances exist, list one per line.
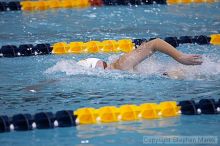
(77, 38), (203, 76)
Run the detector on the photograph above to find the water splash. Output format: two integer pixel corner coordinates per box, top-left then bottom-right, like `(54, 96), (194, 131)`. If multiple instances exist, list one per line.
(136, 55), (220, 80)
(45, 55), (220, 81)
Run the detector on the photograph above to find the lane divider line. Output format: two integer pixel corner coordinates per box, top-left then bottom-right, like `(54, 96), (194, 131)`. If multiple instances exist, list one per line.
(0, 98), (220, 133)
(0, 34), (219, 58)
(0, 0), (219, 12)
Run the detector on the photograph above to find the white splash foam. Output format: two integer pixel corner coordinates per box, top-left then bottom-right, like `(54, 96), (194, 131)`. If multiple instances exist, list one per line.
(136, 55), (220, 80)
(45, 56), (220, 80)
(45, 60), (94, 76)
(45, 58), (142, 79)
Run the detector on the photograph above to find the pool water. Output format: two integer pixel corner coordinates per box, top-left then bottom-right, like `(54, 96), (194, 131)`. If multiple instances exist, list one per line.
(1, 3), (220, 146)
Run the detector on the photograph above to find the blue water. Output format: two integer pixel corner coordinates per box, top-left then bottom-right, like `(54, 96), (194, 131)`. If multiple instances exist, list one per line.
(1, 3), (220, 146)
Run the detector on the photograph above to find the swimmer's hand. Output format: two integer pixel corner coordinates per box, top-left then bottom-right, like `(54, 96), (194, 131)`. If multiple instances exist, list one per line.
(177, 54), (203, 65)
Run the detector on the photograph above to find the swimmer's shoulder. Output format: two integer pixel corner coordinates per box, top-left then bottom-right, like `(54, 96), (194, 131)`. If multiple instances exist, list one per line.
(108, 62), (134, 71)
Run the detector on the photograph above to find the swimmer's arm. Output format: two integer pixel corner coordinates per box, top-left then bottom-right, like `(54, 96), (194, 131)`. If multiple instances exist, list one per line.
(150, 39), (203, 65)
(111, 38), (202, 70)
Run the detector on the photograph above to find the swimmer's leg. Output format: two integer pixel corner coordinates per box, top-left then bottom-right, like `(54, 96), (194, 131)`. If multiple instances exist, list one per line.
(23, 79), (60, 92)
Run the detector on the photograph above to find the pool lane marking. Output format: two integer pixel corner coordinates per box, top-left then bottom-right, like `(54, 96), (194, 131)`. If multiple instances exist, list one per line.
(0, 99), (219, 133)
(0, 0), (219, 12)
(0, 34), (219, 57)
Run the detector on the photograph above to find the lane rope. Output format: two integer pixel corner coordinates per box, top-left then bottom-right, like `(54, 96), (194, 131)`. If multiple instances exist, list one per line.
(0, 98), (219, 133)
(0, 0), (219, 12)
(0, 34), (219, 58)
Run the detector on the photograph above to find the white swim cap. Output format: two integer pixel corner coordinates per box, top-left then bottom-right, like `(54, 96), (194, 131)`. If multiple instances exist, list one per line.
(77, 58), (101, 68)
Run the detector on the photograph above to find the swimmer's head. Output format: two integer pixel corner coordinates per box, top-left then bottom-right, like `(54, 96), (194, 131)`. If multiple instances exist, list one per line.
(77, 58), (107, 69)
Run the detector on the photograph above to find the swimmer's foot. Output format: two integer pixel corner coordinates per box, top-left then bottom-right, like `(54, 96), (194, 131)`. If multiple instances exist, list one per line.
(177, 54), (203, 65)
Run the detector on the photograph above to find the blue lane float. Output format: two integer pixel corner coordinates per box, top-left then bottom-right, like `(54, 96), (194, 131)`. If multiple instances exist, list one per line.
(0, 110), (76, 132)
(102, 0), (166, 5)
(0, 98), (219, 133)
(179, 99), (220, 115)
(0, 2), (21, 11)
(0, 43), (52, 57)
(12, 114), (33, 131)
